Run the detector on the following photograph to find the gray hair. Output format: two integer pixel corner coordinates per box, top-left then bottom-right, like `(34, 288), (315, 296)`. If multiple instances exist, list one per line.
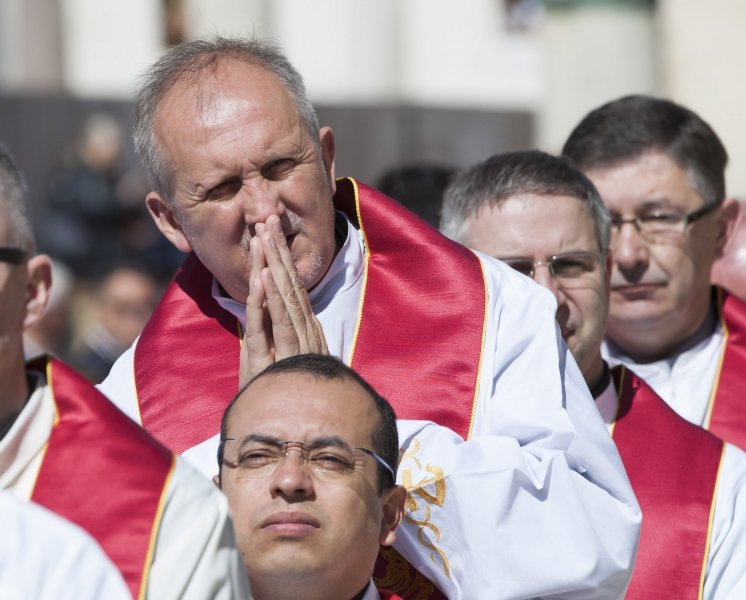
(0, 143), (35, 253)
(440, 150), (611, 255)
(133, 36), (320, 204)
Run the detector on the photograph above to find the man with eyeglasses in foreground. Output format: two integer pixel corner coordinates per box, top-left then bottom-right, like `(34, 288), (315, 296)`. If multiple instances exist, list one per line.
(562, 95), (746, 449)
(215, 353), (407, 600)
(0, 143), (249, 599)
(440, 149), (746, 598)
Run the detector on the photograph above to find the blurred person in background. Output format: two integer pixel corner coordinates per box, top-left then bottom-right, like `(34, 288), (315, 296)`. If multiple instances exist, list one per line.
(23, 256), (75, 362)
(72, 262), (159, 383)
(441, 149), (746, 599)
(39, 113), (181, 281)
(375, 162), (456, 227)
(562, 95), (746, 449)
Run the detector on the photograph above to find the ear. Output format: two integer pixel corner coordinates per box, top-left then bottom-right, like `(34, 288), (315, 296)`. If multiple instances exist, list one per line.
(212, 474), (222, 489)
(379, 485), (407, 547)
(318, 126), (337, 196)
(23, 254), (52, 331)
(146, 191), (192, 253)
(715, 197), (740, 258)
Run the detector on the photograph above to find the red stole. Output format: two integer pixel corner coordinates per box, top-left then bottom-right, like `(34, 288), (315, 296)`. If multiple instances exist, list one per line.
(135, 177), (486, 449)
(610, 366), (724, 599)
(30, 357), (174, 599)
(135, 178), (487, 599)
(706, 289), (746, 450)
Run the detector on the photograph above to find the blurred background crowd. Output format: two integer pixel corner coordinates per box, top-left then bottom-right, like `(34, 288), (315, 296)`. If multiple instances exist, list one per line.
(1, 0), (744, 381)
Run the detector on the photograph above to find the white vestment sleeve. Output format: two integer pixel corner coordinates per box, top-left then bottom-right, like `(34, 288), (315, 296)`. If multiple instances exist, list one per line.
(390, 258), (640, 600)
(0, 492), (131, 600)
(147, 459), (250, 599)
(98, 338), (141, 424)
(704, 443), (746, 599)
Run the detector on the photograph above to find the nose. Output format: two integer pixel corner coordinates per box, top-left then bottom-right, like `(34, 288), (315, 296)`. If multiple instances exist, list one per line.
(269, 449), (315, 500)
(612, 222), (650, 281)
(532, 264), (568, 308)
(237, 180), (286, 230)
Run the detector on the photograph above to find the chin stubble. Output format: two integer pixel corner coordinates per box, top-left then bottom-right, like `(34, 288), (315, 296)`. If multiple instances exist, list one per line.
(239, 212), (322, 289)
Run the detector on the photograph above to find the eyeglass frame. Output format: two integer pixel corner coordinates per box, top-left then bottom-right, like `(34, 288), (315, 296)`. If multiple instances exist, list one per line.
(217, 437), (396, 482)
(609, 202), (718, 242)
(498, 251), (603, 282)
(0, 247), (26, 265)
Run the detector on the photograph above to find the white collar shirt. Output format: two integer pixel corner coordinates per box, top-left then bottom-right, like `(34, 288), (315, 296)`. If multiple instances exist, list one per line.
(602, 318), (725, 427)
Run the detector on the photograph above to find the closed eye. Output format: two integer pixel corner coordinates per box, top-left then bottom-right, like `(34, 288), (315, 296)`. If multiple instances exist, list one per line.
(262, 158), (297, 181)
(206, 177), (242, 201)
(309, 452), (354, 471)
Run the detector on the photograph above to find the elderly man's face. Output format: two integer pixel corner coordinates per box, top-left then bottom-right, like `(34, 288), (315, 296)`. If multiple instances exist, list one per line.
(462, 194), (609, 385)
(219, 372), (402, 597)
(586, 151), (725, 351)
(147, 59), (337, 303)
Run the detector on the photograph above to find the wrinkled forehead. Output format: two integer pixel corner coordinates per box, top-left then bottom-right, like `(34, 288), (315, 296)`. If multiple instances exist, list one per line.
(228, 373), (379, 443)
(158, 59), (297, 126)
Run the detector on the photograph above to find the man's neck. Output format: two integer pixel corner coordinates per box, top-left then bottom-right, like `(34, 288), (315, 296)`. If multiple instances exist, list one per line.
(587, 360), (611, 401)
(607, 301), (717, 364)
(0, 356), (31, 440)
(249, 573), (370, 600)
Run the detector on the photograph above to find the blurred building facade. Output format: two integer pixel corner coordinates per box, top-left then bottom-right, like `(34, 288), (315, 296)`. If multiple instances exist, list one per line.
(1, 0), (745, 204)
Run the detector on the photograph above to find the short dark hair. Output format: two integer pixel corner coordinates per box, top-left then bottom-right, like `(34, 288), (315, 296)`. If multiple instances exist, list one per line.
(219, 354), (399, 493)
(562, 94), (728, 208)
(440, 150), (611, 254)
(0, 142), (34, 252)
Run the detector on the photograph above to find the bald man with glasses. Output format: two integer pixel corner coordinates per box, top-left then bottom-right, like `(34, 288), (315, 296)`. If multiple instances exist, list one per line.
(215, 354), (407, 600)
(440, 149), (746, 599)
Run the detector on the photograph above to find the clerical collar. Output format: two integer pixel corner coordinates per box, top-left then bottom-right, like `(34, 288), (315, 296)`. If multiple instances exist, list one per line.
(590, 361), (611, 401)
(0, 371), (40, 441)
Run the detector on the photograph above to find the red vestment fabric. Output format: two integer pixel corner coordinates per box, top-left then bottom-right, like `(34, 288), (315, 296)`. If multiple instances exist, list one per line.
(30, 357), (173, 598)
(611, 366), (723, 599)
(134, 179), (488, 599)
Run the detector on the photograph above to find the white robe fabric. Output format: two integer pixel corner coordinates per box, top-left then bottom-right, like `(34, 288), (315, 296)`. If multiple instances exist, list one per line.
(101, 215), (641, 599)
(596, 380), (746, 599)
(0, 491), (130, 600)
(0, 372), (250, 600)
(602, 315), (724, 427)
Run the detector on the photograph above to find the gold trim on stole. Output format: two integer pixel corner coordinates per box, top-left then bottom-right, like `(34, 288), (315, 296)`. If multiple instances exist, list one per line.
(137, 455), (177, 600)
(466, 251), (489, 441)
(347, 178), (368, 364)
(28, 358), (61, 499)
(697, 443), (726, 600)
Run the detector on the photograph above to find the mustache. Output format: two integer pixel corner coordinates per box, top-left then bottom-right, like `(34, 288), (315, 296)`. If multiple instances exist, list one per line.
(240, 212), (306, 257)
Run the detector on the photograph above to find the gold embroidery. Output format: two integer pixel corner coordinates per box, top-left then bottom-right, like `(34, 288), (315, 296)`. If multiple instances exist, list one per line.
(373, 547), (436, 599)
(400, 438), (451, 578)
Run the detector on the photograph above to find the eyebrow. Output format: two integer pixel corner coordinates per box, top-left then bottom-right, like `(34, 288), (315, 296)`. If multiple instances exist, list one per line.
(235, 433), (353, 451)
(626, 198), (679, 212)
